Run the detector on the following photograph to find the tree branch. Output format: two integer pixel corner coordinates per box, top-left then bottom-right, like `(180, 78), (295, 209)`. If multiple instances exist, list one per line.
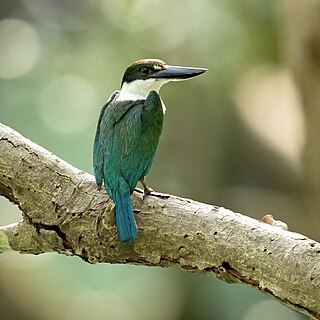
(0, 122), (319, 319)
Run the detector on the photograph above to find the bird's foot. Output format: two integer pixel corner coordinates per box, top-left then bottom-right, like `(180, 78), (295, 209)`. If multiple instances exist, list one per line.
(140, 178), (154, 199)
(143, 185), (154, 199)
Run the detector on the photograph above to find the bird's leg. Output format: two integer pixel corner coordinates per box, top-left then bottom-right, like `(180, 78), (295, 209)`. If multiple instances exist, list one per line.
(140, 177), (154, 199)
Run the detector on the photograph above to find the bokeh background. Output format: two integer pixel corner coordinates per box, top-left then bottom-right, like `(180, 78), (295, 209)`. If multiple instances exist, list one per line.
(0, 0), (319, 319)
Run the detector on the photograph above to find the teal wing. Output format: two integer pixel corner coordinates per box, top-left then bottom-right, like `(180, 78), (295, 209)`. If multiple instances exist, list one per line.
(122, 90), (164, 189)
(98, 90), (164, 196)
(119, 91), (164, 192)
(93, 90), (120, 189)
(140, 91), (164, 176)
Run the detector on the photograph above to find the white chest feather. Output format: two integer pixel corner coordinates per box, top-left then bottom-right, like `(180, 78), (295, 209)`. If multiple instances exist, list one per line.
(117, 78), (169, 114)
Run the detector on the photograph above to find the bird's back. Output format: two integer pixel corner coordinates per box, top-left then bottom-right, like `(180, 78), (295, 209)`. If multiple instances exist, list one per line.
(93, 91), (163, 242)
(93, 90), (164, 196)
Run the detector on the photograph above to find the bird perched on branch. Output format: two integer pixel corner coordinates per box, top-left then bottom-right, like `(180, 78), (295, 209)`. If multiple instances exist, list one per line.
(93, 59), (207, 242)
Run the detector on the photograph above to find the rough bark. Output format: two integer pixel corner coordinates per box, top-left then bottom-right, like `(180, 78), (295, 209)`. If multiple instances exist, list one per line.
(0, 122), (319, 319)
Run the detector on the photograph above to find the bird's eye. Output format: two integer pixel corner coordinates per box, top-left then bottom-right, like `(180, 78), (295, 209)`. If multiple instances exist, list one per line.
(141, 66), (150, 74)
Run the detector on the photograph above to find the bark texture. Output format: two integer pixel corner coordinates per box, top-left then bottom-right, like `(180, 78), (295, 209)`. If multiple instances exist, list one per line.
(0, 122), (319, 319)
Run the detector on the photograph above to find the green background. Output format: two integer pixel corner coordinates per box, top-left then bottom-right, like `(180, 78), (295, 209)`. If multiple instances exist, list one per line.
(0, 0), (316, 319)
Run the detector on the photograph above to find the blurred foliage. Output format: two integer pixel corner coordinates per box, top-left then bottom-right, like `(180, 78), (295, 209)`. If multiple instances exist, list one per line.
(0, 0), (315, 319)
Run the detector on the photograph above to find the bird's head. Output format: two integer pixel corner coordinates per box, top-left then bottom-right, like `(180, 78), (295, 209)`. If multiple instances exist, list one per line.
(118, 59), (207, 101)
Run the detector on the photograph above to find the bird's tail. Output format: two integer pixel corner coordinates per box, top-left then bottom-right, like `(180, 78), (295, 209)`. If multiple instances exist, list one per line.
(113, 191), (138, 242)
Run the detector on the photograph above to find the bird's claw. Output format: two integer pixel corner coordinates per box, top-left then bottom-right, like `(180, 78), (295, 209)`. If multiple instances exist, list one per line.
(140, 178), (154, 199)
(143, 185), (154, 199)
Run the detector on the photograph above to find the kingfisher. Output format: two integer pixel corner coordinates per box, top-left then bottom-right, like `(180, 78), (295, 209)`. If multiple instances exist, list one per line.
(93, 59), (207, 242)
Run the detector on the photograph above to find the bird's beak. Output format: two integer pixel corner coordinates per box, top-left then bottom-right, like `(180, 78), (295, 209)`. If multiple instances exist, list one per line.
(153, 65), (208, 80)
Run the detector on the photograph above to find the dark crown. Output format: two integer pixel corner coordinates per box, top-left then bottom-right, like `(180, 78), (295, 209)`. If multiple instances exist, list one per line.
(121, 59), (166, 87)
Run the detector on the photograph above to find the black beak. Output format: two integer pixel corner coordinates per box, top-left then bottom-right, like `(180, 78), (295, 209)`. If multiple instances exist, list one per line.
(153, 65), (208, 80)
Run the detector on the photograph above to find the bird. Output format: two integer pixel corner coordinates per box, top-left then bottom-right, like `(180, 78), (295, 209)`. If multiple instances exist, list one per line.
(93, 59), (207, 243)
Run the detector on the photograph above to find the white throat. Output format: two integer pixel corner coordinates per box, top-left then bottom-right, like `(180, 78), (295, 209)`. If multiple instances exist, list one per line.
(117, 78), (169, 113)
(118, 78), (169, 100)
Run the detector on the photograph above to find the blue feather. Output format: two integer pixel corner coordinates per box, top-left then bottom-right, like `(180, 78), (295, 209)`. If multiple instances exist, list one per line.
(93, 91), (120, 189)
(114, 190), (138, 242)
